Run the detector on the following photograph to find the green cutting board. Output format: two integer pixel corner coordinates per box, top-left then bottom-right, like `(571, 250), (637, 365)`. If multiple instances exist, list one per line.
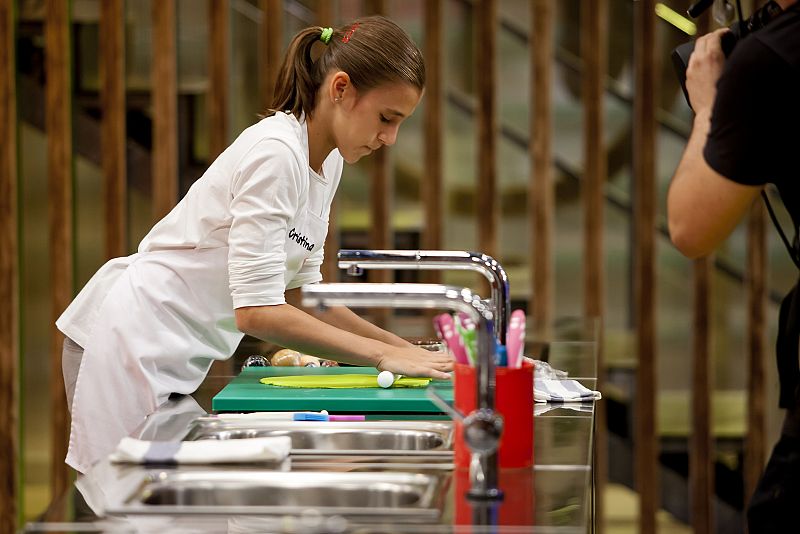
(212, 367), (454, 414)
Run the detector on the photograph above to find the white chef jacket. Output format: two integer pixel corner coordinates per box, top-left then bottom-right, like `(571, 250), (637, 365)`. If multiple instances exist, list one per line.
(56, 112), (343, 472)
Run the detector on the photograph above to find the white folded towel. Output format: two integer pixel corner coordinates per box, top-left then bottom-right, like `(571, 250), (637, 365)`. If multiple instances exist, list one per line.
(109, 436), (291, 465)
(527, 358), (569, 380)
(534, 378), (602, 403)
(534, 402), (596, 416)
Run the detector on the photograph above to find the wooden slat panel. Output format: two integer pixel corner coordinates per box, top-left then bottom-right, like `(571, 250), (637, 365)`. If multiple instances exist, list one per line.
(581, 0), (606, 343)
(365, 0), (386, 17)
(741, 0), (766, 508)
(100, 0), (127, 258)
(261, 0), (283, 111)
(318, 0), (339, 283)
(745, 200), (767, 503)
(151, 0), (178, 220)
(691, 9), (715, 532)
(45, 0), (72, 501)
(316, 0), (333, 27)
(366, 0), (390, 257)
(581, 1), (608, 531)
(531, 0), (553, 336)
(368, 144), (392, 329)
(0, 1), (19, 531)
(207, 0), (232, 378)
(476, 0), (497, 259)
(422, 0), (443, 288)
(632, 0), (658, 531)
(209, 0), (230, 160)
(369, 147), (392, 253)
(691, 256), (713, 534)
(364, 0), (391, 328)
(423, 0), (444, 251)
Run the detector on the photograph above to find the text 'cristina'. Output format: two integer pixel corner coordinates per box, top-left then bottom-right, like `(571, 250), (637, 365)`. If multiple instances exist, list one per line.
(288, 228), (315, 251)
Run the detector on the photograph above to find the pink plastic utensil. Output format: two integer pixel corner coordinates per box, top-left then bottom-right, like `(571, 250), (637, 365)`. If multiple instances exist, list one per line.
(433, 313), (469, 365)
(506, 309), (526, 368)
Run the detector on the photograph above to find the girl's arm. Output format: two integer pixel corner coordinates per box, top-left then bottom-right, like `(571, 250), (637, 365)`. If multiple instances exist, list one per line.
(285, 287), (412, 348)
(235, 303), (452, 379)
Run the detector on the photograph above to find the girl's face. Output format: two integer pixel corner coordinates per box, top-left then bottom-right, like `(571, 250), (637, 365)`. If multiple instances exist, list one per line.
(331, 80), (422, 164)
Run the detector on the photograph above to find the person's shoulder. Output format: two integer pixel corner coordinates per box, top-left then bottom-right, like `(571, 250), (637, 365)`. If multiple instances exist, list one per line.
(249, 113), (304, 149)
(234, 113), (306, 168)
(747, 8), (800, 68)
(722, 31), (788, 85)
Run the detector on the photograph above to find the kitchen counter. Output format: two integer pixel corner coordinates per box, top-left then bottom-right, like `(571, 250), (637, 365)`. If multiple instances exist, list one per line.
(24, 375), (595, 533)
(24, 319), (598, 533)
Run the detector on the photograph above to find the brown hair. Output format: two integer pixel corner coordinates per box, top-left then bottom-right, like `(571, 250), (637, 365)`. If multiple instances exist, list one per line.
(268, 16), (426, 119)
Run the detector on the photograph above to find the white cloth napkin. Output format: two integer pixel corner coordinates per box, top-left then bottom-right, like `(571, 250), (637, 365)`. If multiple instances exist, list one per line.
(109, 436), (291, 464)
(526, 358), (569, 379)
(534, 378), (602, 403)
(534, 402), (596, 416)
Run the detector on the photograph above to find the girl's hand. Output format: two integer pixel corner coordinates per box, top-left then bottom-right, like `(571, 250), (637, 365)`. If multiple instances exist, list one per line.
(376, 346), (454, 380)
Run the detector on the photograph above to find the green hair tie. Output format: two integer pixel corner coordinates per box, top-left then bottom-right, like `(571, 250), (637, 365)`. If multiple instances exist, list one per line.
(320, 27), (333, 44)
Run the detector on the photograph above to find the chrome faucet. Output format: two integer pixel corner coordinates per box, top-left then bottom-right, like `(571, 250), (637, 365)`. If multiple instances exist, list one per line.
(301, 283), (504, 501)
(337, 250), (511, 346)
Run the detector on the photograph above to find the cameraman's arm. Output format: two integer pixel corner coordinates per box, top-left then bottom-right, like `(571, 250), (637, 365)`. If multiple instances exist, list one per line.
(668, 111), (761, 258)
(667, 29), (762, 258)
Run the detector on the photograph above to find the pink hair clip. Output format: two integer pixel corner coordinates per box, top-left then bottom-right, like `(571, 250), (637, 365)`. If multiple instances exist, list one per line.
(342, 22), (360, 43)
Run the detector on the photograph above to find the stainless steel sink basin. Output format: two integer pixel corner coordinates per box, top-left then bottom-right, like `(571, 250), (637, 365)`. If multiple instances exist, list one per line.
(183, 420), (454, 457)
(106, 469), (449, 520)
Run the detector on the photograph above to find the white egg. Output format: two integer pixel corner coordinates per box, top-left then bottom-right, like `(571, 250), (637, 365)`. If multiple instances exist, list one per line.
(377, 370), (395, 388)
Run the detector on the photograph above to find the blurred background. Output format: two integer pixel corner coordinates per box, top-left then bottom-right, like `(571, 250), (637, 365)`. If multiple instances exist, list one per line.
(2, 0), (797, 532)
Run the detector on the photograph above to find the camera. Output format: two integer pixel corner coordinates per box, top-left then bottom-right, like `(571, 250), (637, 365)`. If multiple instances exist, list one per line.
(671, 0), (784, 109)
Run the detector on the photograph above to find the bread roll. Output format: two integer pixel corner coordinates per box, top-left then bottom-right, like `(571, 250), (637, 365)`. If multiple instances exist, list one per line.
(270, 348), (301, 367)
(299, 355), (321, 367)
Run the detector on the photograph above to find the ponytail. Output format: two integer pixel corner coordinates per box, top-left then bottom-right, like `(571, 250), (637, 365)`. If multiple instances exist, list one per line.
(268, 27), (325, 119)
(266, 16), (426, 119)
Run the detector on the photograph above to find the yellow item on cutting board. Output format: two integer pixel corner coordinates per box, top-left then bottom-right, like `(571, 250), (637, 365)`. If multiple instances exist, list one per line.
(259, 375), (432, 389)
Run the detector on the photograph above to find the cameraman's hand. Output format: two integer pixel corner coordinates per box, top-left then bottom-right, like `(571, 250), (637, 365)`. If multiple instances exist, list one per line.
(686, 28), (730, 115)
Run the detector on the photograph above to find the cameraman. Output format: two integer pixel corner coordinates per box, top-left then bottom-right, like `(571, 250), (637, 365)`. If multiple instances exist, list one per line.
(667, 0), (800, 530)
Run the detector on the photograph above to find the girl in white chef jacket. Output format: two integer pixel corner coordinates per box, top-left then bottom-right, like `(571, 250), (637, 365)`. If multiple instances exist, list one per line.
(56, 16), (453, 473)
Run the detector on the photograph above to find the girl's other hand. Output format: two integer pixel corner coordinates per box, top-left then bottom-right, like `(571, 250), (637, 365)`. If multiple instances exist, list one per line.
(376, 346), (453, 380)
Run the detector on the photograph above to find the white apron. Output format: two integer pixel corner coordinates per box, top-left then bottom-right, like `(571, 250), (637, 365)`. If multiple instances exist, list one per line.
(75, 395), (206, 517)
(66, 207), (329, 472)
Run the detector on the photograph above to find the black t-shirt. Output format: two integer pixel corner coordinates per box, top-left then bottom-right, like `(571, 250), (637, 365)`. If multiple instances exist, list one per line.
(704, 4), (800, 228)
(704, 5), (800, 409)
